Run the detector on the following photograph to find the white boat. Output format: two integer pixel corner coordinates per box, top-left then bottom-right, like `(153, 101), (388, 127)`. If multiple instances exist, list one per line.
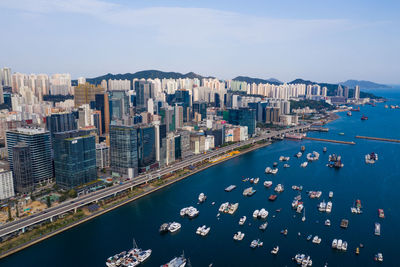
(264, 181), (273, 188)
(318, 201), (326, 212)
(325, 219), (331, 226)
(180, 206), (199, 218)
(201, 227), (210, 236)
(271, 168), (278, 174)
(375, 253), (383, 262)
(233, 231), (245, 241)
(302, 207), (306, 221)
(162, 253), (187, 267)
(168, 222), (181, 233)
(250, 240), (258, 248)
(239, 216), (247, 225)
(253, 177), (259, 184)
(296, 203), (304, 213)
(337, 239), (343, 250)
(312, 236), (321, 244)
(365, 152), (378, 164)
(329, 191), (333, 198)
(259, 208), (269, 219)
(326, 201), (332, 213)
(295, 152), (303, 158)
(274, 184), (284, 193)
(279, 156), (290, 161)
(332, 239), (337, 249)
(284, 164), (290, 168)
(301, 162), (308, 168)
(307, 151), (320, 161)
(198, 193), (207, 203)
(259, 222), (268, 230)
(253, 209), (260, 218)
(342, 241), (348, 251)
(137, 249), (152, 262)
(271, 246), (279, 254)
(375, 222), (381, 236)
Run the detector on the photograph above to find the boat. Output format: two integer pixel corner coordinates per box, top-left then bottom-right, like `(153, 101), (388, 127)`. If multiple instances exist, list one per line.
(327, 154), (344, 168)
(385, 104), (389, 108)
(265, 167), (278, 174)
(307, 235), (312, 241)
(160, 223), (170, 234)
(253, 177), (259, 184)
(274, 184), (284, 193)
(325, 219), (331, 226)
(250, 239), (258, 248)
(365, 152), (378, 164)
(347, 111), (352, 116)
(302, 207), (306, 222)
(168, 222), (181, 233)
(162, 252), (187, 267)
(318, 200), (327, 212)
(253, 209), (260, 218)
(239, 216), (247, 225)
(339, 132), (345, 136)
(295, 152), (303, 158)
(242, 178), (249, 182)
(269, 194), (277, 201)
(308, 191), (322, 199)
(342, 241), (348, 251)
(273, 162), (278, 167)
(306, 151), (320, 161)
(279, 156), (290, 161)
(378, 209), (385, 218)
(281, 229), (288, 235)
(284, 163), (290, 168)
(355, 247), (360, 255)
(218, 202), (238, 214)
(337, 239), (343, 250)
(271, 246), (279, 254)
(340, 219), (349, 228)
(259, 208), (269, 219)
(312, 236), (321, 244)
(374, 222), (381, 236)
(374, 253), (383, 262)
(264, 181), (273, 188)
(296, 204), (304, 213)
(243, 187), (256, 196)
(361, 114), (368, 120)
(250, 178), (254, 183)
(224, 185), (236, 192)
(198, 193), (207, 203)
(200, 226), (210, 236)
(323, 147), (327, 153)
(329, 191), (333, 198)
(301, 146), (306, 152)
(332, 239), (337, 249)
(233, 231), (245, 241)
(300, 162), (308, 168)
(106, 239), (151, 267)
(259, 222), (268, 230)
(180, 206), (199, 218)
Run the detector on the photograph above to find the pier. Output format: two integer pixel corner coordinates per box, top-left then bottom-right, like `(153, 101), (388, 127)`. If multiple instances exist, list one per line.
(355, 136), (400, 143)
(303, 137), (356, 145)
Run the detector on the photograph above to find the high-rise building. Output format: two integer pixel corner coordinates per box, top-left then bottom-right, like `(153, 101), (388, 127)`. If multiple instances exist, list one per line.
(91, 93), (110, 134)
(354, 85), (360, 100)
(192, 101), (207, 121)
(135, 81), (154, 112)
(109, 124), (138, 178)
(337, 85), (343, 97)
(1, 67), (12, 87)
(53, 130), (97, 189)
(77, 77), (86, 85)
(344, 86), (349, 99)
(46, 112), (77, 136)
(109, 91), (129, 120)
(50, 73), (71, 95)
(12, 142), (34, 194)
(137, 125), (156, 171)
(6, 128), (52, 184)
(227, 108), (256, 136)
(0, 169), (14, 200)
(174, 105), (183, 129)
(74, 83), (104, 107)
(265, 107), (280, 124)
(96, 142), (110, 169)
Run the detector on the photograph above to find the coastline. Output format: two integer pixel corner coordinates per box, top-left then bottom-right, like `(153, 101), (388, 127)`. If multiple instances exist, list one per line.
(0, 141), (271, 259)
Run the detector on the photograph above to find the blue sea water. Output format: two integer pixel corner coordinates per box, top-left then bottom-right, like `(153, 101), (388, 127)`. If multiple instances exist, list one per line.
(1, 89), (400, 267)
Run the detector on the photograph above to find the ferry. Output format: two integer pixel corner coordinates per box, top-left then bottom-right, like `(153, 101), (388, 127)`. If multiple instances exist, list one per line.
(300, 162), (308, 168)
(264, 181), (273, 188)
(233, 231), (245, 241)
(374, 253), (383, 262)
(271, 246), (279, 254)
(162, 252), (187, 267)
(365, 152), (378, 164)
(378, 209), (385, 218)
(198, 193), (207, 203)
(168, 222), (181, 233)
(239, 216), (247, 225)
(269, 194), (277, 201)
(361, 114), (368, 120)
(224, 185), (236, 192)
(374, 222), (381, 236)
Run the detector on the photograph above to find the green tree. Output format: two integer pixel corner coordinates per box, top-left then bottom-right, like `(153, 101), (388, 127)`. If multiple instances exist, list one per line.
(30, 193), (36, 201)
(46, 196), (51, 208)
(58, 194), (67, 203)
(68, 189), (77, 198)
(7, 205), (12, 222)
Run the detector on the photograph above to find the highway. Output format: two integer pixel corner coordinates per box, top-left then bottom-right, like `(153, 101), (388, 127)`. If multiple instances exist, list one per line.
(0, 125), (309, 238)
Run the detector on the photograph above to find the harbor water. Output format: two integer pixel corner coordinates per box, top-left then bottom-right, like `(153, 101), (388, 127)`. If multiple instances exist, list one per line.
(1, 89), (400, 267)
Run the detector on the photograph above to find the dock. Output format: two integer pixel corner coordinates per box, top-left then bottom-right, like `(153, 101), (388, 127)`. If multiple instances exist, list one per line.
(303, 137), (356, 145)
(309, 127), (329, 132)
(355, 136), (400, 143)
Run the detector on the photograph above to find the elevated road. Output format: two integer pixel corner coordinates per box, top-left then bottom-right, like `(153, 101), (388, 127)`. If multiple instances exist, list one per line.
(0, 125), (309, 238)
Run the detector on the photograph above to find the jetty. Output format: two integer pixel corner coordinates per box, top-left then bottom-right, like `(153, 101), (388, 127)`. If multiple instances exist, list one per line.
(356, 136), (400, 143)
(303, 137), (356, 145)
(309, 127), (329, 132)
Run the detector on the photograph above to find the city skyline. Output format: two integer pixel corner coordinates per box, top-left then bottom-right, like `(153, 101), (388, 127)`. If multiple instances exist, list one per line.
(1, 0), (399, 84)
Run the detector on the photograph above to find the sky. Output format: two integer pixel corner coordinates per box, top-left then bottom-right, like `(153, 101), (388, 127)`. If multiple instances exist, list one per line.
(1, 0), (399, 84)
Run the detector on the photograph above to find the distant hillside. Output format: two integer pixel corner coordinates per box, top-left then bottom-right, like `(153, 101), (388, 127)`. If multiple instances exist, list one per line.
(339, 80), (390, 89)
(233, 76), (282, 85)
(84, 70), (213, 85)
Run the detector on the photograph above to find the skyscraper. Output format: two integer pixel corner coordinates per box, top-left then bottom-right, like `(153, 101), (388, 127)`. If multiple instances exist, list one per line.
(109, 124), (139, 178)
(46, 112), (77, 136)
(135, 81), (154, 112)
(0, 169), (14, 200)
(137, 125), (156, 171)
(354, 85), (360, 100)
(12, 142), (34, 194)
(6, 128), (52, 184)
(74, 83), (104, 107)
(53, 130), (97, 189)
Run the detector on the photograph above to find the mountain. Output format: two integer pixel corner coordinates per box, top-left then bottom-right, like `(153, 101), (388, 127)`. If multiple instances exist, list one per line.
(339, 80), (390, 89)
(233, 76), (282, 85)
(84, 70), (213, 85)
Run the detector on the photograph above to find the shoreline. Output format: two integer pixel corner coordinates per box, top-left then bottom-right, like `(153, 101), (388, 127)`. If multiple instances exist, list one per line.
(0, 141), (271, 259)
